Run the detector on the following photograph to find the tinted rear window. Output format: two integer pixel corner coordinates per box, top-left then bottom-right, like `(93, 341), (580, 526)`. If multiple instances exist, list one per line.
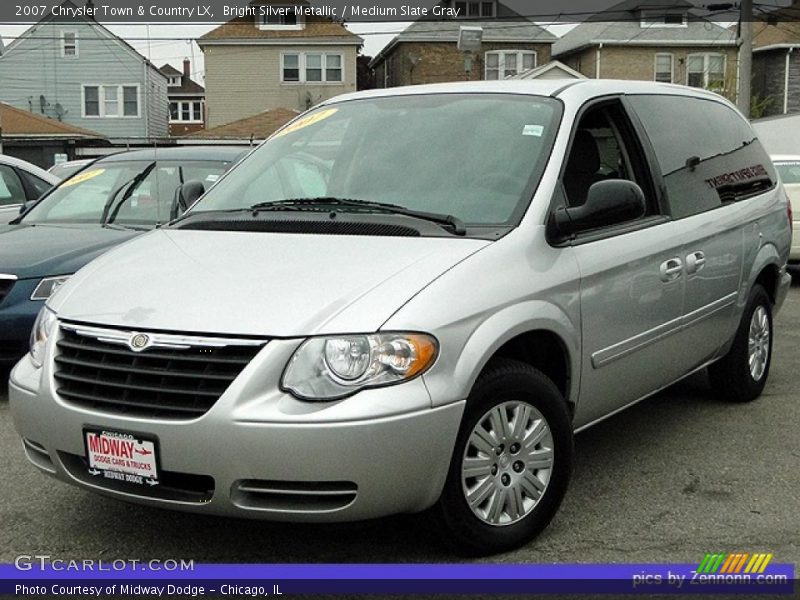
(628, 95), (775, 219)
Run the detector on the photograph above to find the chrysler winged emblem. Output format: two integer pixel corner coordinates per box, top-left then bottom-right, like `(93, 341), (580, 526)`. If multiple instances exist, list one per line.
(128, 333), (151, 352)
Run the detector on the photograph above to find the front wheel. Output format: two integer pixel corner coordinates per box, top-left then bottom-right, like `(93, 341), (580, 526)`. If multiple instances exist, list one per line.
(435, 359), (573, 556)
(708, 284), (773, 403)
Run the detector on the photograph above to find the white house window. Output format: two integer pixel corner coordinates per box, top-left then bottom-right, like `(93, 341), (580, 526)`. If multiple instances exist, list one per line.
(640, 11), (688, 27)
(123, 86), (138, 116)
(167, 76), (181, 87)
(454, 1), (495, 18)
(83, 87), (100, 116)
(485, 50), (536, 79)
(169, 100), (204, 123)
(654, 53), (674, 83)
(61, 31), (78, 57)
(283, 54), (300, 82)
(282, 53), (344, 83)
(687, 53), (725, 90)
(257, 8), (303, 30)
(83, 85), (140, 118)
(103, 87), (119, 117)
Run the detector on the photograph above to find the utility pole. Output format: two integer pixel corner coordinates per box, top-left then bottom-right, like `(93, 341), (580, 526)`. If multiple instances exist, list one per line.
(737, 0), (753, 116)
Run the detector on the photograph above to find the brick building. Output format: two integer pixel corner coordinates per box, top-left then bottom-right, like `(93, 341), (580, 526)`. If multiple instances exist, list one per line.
(161, 59), (206, 137)
(369, 0), (556, 87)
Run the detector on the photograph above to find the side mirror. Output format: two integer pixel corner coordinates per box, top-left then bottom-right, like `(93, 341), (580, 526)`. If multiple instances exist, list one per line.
(554, 180), (646, 236)
(170, 181), (205, 220)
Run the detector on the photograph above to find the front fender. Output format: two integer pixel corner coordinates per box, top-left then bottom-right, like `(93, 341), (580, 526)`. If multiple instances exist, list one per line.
(421, 300), (581, 409)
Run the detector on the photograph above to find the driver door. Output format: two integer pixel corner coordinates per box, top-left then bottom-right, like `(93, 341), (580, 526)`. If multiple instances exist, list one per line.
(566, 100), (688, 427)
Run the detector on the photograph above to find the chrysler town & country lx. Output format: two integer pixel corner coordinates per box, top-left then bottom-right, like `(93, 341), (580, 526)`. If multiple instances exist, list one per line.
(9, 80), (792, 555)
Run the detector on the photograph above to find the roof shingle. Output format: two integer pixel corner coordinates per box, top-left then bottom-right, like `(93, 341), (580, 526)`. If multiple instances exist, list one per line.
(552, 0), (736, 57)
(185, 107), (299, 140)
(0, 102), (105, 138)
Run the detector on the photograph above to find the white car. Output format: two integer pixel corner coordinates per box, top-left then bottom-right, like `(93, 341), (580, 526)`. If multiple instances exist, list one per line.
(0, 154), (59, 223)
(47, 159), (94, 181)
(771, 156), (800, 268)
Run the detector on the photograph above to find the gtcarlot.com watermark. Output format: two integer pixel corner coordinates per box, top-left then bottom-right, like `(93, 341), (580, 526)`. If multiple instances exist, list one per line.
(14, 555), (194, 572)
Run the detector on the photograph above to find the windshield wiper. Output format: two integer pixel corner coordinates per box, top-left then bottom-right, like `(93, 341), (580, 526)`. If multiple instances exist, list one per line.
(249, 197), (466, 236)
(101, 162), (157, 225)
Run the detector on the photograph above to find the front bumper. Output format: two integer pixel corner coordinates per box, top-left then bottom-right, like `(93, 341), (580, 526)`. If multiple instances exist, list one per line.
(10, 343), (465, 522)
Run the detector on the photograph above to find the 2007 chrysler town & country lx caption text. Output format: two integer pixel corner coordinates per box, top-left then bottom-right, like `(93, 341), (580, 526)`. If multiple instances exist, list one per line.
(9, 80), (793, 555)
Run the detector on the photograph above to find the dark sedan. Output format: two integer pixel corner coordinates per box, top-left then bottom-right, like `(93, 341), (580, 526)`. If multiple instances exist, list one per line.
(0, 146), (248, 364)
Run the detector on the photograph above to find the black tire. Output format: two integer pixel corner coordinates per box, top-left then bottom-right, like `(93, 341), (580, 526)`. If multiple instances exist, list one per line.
(708, 284), (773, 403)
(434, 359), (573, 556)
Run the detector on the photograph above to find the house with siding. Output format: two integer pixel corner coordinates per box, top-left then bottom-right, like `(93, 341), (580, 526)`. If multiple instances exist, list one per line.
(197, 1), (362, 128)
(369, 0), (557, 87)
(0, 1), (167, 142)
(161, 59), (206, 137)
(552, 0), (738, 98)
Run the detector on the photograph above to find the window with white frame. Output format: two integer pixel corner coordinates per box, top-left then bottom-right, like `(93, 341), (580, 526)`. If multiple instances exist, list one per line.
(282, 53), (344, 83)
(169, 100), (203, 123)
(61, 31), (78, 57)
(687, 53), (726, 90)
(640, 11), (687, 27)
(454, 1), (496, 18)
(83, 85), (140, 118)
(484, 50), (536, 80)
(654, 53), (674, 83)
(167, 76), (181, 87)
(258, 8), (303, 30)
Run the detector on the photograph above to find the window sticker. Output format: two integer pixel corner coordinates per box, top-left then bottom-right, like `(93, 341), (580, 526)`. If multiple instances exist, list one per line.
(62, 168), (105, 187)
(272, 108), (338, 139)
(523, 124), (544, 137)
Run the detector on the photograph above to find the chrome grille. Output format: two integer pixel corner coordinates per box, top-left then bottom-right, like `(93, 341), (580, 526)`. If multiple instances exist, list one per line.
(54, 324), (266, 419)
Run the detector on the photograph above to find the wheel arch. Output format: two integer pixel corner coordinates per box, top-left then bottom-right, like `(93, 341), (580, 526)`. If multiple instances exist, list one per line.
(747, 243), (782, 305)
(430, 301), (580, 413)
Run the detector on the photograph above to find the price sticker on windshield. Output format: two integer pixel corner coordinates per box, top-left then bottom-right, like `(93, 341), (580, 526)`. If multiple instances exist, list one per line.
(272, 108), (338, 139)
(62, 168), (105, 187)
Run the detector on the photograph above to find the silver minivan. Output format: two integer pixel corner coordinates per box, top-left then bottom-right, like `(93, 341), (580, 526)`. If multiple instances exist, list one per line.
(10, 80), (793, 555)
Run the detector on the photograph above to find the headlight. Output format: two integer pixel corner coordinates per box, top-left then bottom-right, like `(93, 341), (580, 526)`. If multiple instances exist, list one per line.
(282, 333), (438, 401)
(30, 275), (71, 301)
(30, 306), (57, 368)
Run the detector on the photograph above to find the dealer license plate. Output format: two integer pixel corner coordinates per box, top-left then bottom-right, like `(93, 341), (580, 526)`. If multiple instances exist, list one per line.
(84, 429), (159, 487)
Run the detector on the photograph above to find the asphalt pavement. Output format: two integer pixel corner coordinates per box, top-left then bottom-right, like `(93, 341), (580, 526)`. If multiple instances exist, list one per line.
(1, 281), (798, 568)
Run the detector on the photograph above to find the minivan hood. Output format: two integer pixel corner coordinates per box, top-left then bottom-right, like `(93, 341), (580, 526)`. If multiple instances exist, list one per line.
(0, 224), (138, 280)
(50, 229), (490, 337)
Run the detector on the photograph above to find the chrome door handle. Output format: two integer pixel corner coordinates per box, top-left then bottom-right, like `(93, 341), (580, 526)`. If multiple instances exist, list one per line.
(686, 251), (706, 274)
(660, 258), (683, 282)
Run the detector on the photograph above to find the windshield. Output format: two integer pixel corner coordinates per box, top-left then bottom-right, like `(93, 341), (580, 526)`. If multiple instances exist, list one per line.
(189, 94), (561, 229)
(23, 160), (230, 227)
(775, 161), (800, 185)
